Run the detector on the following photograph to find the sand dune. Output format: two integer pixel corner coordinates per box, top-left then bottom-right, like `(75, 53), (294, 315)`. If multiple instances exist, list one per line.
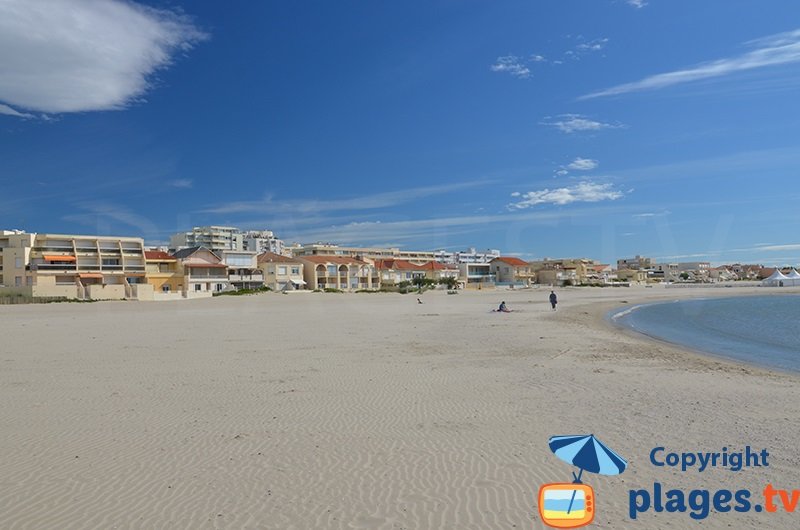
(1, 286), (799, 529)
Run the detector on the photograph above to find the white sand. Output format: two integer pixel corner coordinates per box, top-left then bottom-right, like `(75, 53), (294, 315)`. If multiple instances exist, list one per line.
(1, 286), (799, 529)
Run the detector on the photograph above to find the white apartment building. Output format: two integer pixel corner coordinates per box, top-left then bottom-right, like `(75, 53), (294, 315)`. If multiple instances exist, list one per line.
(434, 247), (501, 264)
(242, 230), (285, 255)
(170, 226), (244, 252)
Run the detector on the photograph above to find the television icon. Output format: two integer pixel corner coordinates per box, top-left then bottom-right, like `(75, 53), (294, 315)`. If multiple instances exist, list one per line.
(538, 483), (594, 528)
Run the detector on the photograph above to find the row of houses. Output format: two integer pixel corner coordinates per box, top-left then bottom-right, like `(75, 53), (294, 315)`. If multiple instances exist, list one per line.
(3, 229), (781, 302)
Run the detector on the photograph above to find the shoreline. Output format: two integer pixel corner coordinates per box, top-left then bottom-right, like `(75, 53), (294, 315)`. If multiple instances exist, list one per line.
(602, 292), (800, 377)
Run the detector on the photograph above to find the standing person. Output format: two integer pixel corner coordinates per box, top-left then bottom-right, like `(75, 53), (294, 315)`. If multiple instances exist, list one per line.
(549, 290), (558, 311)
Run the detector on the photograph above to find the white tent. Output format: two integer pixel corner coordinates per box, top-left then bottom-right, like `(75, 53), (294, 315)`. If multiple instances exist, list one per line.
(784, 269), (800, 286)
(762, 268), (793, 287)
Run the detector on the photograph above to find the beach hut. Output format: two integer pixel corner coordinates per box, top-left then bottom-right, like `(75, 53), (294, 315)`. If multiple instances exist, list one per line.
(762, 268), (790, 287)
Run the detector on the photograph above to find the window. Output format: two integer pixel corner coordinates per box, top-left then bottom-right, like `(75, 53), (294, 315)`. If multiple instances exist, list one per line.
(291, 267), (300, 275)
(195, 284), (201, 291)
(216, 283), (224, 291)
(327, 265), (337, 276)
(15, 276), (22, 286)
(26, 277), (32, 286)
(162, 285), (170, 292)
(278, 266), (287, 275)
(15, 257), (22, 268)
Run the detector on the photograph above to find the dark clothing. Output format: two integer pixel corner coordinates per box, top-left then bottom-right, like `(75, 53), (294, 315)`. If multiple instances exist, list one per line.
(549, 292), (558, 310)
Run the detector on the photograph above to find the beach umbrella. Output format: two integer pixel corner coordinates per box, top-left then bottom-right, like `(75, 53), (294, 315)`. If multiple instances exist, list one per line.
(548, 434), (627, 480)
(548, 434), (627, 514)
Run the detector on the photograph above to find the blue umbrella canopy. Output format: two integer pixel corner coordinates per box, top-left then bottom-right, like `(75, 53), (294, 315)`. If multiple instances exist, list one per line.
(548, 434), (627, 476)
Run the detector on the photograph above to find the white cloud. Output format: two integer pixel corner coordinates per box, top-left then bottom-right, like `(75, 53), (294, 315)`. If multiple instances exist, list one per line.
(507, 182), (626, 209)
(554, 169), (569, 177)
(530, 54), (546, 62)
(755, 243), (800, 252)
(490, 55), (531, 78)
(203, 180), (494, 214)
(626, 0), (647, 8)
(581, 28), (800, 100)
(168, 179), (193, 189)
(510, 191), (521, 197)
(0, 0), (207, 115)
(0, 103), (34, 118)
(576, 38), (609, 53)
(541, 114), (624, 134)
(566, 157), (599, 171)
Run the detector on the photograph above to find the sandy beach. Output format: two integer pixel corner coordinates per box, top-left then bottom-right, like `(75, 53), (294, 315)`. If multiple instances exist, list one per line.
(1, 286), (799, 529)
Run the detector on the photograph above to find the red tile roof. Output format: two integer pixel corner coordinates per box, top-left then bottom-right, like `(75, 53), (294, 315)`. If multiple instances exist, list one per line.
(257, 251), (300, 264)
(145, 250), (176, 261)
(374, 259), (455, 271)
(491, 256), (529, 267)
(296, 255), (369, 265)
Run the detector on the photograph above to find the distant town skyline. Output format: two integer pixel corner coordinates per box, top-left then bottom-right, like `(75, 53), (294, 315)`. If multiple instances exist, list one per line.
(2, 1), (800, 266)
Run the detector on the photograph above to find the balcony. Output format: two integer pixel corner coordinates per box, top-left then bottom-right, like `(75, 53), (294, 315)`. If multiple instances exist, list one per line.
(229, 273), (265, 282)
(34, 264), (77, 271)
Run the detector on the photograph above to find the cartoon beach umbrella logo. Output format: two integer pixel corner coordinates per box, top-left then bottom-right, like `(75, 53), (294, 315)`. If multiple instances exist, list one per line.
(538, 434), (627, 529)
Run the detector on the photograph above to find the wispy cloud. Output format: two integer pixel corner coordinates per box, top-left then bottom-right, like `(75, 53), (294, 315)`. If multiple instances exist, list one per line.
(540, 114), (624, 134)
(281, 205), (634, 246)
(507, 182), (626, 209)
(167, 179), (193, 189)
(0, 103), (34, 118)
(626, 0), (647, 8)
(754, 243), (800, 252)
(202, 180), (493, 215)
(0, 0), (207, 115)
(580, 28), (800, 100)
(575, 38), (609, 53)
(633, 211), (670, 218)
(566, 157), (599, 171)
(490, 55), (531, 78)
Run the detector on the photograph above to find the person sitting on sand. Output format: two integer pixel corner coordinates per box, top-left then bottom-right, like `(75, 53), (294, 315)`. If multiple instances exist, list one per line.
(497, 301), (512, 313)
(417, 298), (423, 304)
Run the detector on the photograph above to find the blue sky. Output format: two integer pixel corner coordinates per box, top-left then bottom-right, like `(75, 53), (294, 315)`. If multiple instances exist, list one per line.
(2, 0), (800, 265)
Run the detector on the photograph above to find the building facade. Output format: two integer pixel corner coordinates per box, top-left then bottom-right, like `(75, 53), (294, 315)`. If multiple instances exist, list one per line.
(170, 226), (244, 252)
(489, 257), (535, 285)
(295, 255), (379, 291)
(257, 252), (306, 291)
(172, 247), (230, 295)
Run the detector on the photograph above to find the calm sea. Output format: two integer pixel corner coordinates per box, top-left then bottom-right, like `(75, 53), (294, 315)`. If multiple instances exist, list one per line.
(611, 295), (800, 372)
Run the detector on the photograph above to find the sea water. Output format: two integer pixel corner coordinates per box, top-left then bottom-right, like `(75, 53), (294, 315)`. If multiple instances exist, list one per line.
(611, 295), (800, 372)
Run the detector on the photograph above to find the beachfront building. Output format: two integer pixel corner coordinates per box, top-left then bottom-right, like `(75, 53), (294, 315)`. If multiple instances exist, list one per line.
(617, 255), (655, 270)
(529, 258), (597, 285)
(295, 255), (379, 291)
(489, 257), (535, 286)
(0, 230), (34, 288)
(374, 259), (459, 285)
(616, 269), (649, 283)
(242, 230), (286, 256)
(535, 268), (576, 286)
(709, 266), (737, 282)
(144, 251), (183, 295)
(724, 263), (765, 280)
(257, 252), (306, 291)
(433, 247), (501, 264)
(170, 226), (244, 252)
(290, 243), (436, 262)
(587, 264), (614, 284)
(0, 230), (150, 300)
(172, 246), (230, 295)
(459, 263), (496, 288)
(221, 250), (264, 290)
